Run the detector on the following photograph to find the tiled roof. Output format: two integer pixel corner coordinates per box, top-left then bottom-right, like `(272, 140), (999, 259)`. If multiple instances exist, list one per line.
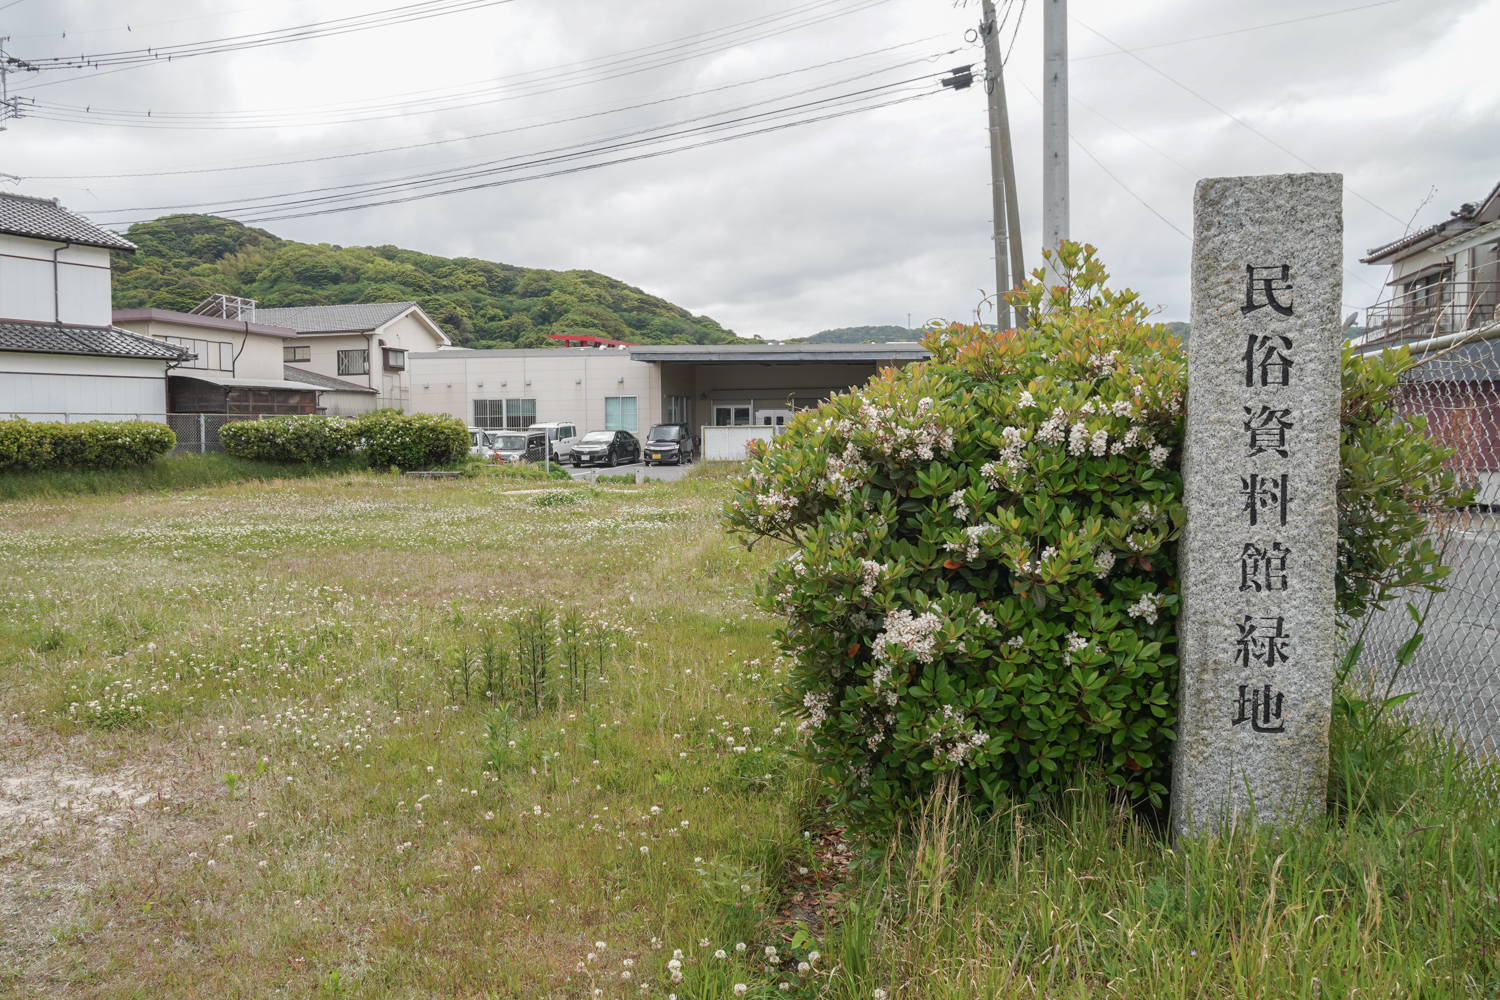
(254, 302), (417, 333)
(0, 193), (137, 251)
(282, 366), (378, 393)
(0, 320), (192, 360)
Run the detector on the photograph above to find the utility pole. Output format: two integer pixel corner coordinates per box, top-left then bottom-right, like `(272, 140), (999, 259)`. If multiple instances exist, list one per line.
(1042, 0), (1069, 266)
(0, 38), (38, 130)
(979, 0), (1027, 329)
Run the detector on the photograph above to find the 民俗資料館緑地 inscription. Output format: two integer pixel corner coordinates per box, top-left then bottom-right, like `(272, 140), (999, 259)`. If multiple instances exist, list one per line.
(1172, 172), (1342, 837)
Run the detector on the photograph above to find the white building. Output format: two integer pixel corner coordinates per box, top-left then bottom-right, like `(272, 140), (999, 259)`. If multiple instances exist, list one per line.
(408, 342), (929, 454)
(254, 302), (451, 412)
(0, 193), (191, 421)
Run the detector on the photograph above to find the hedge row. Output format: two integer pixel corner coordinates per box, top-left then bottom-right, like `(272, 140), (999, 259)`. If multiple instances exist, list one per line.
(0, 419), (176, 472)
(218, 411), (470, 470)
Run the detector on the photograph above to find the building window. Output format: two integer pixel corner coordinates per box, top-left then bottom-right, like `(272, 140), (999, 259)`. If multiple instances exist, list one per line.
(474, 399), (505, 429)
(160, 336), (233, 371)
(383, 348), (407, 371)
(605, 395), (637, 432)
(505, 398), (537, 429)
(337, 349), (370, 376)
(284, 345), (311, 362)
(665, 395), (691, 424)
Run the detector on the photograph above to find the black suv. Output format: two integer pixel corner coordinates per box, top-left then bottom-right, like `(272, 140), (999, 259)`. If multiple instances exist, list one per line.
(643, 423), (695, 466)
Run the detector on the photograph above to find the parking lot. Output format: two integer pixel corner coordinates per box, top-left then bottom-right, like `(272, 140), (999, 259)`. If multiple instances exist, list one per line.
(566, 458), (696, 483)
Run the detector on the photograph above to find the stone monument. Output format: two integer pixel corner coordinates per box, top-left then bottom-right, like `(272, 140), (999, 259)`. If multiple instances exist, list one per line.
(1171, 172), (1344, 837)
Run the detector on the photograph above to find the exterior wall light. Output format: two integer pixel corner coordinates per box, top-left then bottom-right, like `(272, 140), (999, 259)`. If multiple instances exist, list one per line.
(575, 377), (582, 384)
(617, 376), (625, 383)
(500, 379), (507, 386)
(525, 378), (532, 385)
(422, 382), (429, 389)
(477, 380), (484, 387)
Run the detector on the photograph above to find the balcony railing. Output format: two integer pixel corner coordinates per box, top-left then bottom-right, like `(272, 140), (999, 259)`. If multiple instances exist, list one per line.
(1364, 279), (1499, 346)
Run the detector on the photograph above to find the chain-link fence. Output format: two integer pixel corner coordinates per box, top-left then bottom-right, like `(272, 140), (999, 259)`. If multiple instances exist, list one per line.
(1357, 334), (1500, 753)
(165, 414), (262, 457)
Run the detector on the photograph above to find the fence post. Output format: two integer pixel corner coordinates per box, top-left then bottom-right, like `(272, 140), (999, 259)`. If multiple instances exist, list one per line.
(199, 413), (206, 454)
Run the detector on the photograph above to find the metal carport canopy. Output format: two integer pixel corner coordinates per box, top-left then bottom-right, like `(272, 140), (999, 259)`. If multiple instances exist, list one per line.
(626, 343), (930, 364)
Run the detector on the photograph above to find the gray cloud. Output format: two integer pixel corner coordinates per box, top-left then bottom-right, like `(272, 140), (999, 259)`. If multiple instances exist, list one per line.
(3, 0), (1495, 338)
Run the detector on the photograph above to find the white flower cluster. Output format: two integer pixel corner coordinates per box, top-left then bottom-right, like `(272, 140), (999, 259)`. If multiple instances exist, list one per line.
(943, 524), (1001, 562)
(1126, 591), (1165, 624)
(798, 690), (831, 734)
(873, 610), (943, 666)
(834, 396), (954, 463)
(1092, 547), (1117, 579)
(858, 559), (886, 598)
(824, 441), (870, 500)
(926, 704), (991, 765)
(1062, 631), (1091, 665)
(947, 489), (969, 521)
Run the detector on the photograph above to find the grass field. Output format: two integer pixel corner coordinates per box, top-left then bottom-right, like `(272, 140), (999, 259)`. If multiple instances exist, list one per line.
(2, 469), (1498, 998)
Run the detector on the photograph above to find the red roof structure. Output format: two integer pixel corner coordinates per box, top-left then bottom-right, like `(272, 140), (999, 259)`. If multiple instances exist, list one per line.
(548, 332), (635, 349)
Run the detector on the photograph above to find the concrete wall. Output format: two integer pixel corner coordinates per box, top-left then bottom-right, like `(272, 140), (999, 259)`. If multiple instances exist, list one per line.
(408, 348), (662, 433)
(286, 311), (448, 411)
(0, 351), (167, 419)
(115, 316), (285, 380)
(0, 236), (112, 327)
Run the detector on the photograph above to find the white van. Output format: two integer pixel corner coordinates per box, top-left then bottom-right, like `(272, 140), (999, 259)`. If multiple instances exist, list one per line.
(529, 421), (580, 461)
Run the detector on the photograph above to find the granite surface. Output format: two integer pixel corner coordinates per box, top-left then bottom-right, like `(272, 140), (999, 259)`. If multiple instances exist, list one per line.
(1170, 172), (1343, 837)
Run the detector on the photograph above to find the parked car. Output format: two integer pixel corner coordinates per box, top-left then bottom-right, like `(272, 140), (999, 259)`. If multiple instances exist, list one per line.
(643, 423), (695, 466)
(571, 429), (640, 467)
(530, 421), (580, 461)
(490, 428), (548, 463)
(468, 427), (500, 459)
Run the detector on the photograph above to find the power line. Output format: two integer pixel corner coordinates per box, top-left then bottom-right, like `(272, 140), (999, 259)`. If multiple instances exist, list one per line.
(15, 0), (518, 72)
(1018, 79), (1187, 240)
(93, 74), (941, 220)
(1070, 0), (1409, 61)
(241, 93), (938, 224)
(23, 42), (961, 182)
(91, 88), (936, 226)
(1070, 16), (1405, 225)
(26, 21), (939, 131)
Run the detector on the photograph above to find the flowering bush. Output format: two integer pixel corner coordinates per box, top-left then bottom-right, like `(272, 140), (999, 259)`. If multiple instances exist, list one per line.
(218, 414), (361, 462)
(0, 418), (176, 472)
(725, 244), (1465, 833)
(354, 410), (469, 470)
(220, 411), (469, 469)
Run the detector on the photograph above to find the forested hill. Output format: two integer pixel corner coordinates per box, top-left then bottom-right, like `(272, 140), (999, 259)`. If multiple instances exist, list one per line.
(109, 215), (741, 348)
(787, 325), (920, 343)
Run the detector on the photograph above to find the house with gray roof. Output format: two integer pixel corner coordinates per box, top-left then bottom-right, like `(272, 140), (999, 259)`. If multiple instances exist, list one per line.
(254, 301), (450, 412)
(0, 192), (192, 421)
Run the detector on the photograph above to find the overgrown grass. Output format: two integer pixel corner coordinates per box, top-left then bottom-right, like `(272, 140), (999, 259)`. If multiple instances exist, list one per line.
(813, 715), (1500, 998)
(0, 451), (371, 501)
(0, 473), (1494, 997)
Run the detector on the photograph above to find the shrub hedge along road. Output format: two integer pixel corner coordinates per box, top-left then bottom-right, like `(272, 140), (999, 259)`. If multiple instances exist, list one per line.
(0, 419), (176, 472)
(725, 244), (1466, 836)
(218, 410), (469, 471)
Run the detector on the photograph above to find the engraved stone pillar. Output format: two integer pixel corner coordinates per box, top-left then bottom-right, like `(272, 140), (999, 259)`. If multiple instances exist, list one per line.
(1171, 172), (1343, 837)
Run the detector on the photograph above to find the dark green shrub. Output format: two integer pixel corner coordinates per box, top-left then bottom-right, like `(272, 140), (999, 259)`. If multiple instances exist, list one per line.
(0, 419), (175, 472)
(218, 414), (359, 462)
(724, 244), (1467, 836)
(354, 410), (469, 471)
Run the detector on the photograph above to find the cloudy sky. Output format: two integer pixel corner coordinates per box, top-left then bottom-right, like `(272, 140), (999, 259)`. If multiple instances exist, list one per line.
(2, 0), (1495, 338)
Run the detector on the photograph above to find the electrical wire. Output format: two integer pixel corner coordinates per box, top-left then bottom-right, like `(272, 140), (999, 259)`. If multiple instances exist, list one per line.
(1070, 16), (1405, 224)
(92, 73), (941, 220)
(27, 24), (941, 132)
(25, 39), (959, 179)
(17, 0), (519, 71)
(1016, 79), (1188, 240)
(238, 91), (938, 224)
(1070, 0), (1410, 61)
